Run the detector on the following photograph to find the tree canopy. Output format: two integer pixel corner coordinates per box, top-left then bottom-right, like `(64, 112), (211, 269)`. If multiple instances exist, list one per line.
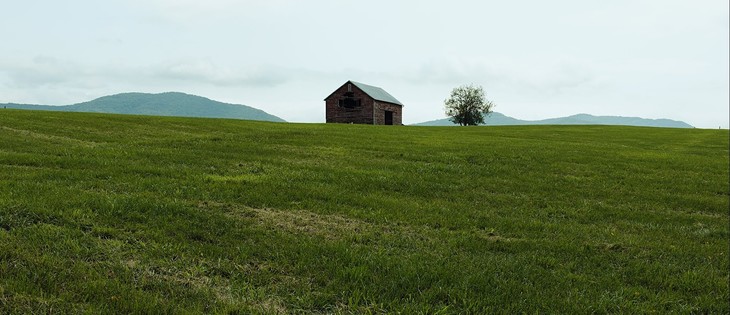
(444, 85), (495, 126)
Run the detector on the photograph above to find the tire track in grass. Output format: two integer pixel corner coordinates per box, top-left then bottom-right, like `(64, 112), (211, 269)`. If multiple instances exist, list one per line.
(202, 201), (525, 247)
(0, 126), (101, 147)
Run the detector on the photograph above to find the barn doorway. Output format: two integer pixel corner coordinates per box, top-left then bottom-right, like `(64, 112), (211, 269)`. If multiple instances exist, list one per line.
(384, 110), (393, 125)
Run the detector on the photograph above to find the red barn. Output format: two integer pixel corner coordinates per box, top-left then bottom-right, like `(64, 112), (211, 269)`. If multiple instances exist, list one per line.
(324, 80), (403, 125)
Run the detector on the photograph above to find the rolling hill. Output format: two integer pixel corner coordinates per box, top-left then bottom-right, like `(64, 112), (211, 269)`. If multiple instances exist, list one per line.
(0, 110), (727, 313)
(414, 112), (694, 128)
(1, 92), (286, 122)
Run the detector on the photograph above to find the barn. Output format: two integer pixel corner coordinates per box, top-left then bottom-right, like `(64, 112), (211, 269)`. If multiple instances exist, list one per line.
(324, 80), (403, 125)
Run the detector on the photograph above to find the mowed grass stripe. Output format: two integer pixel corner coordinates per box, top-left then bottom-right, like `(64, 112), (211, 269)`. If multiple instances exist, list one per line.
(0, 109), (727, 313)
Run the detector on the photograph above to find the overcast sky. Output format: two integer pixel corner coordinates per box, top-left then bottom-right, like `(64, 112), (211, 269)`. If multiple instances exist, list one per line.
(1, 1), (728, 128)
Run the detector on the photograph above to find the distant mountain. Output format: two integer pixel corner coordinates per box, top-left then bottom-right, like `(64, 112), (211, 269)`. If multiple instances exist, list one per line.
(413, 112), (693, 128)
(1, 92), (286, 122)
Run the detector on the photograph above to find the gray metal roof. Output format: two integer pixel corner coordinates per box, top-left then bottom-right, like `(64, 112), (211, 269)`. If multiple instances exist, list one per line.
(350, 81), (404, 106)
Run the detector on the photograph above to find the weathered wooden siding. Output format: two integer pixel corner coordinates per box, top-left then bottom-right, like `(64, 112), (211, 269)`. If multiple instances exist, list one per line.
(373, 101), (403, 125)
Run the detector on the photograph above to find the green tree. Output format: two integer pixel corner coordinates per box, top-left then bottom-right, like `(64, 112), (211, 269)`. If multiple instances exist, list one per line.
(444, 84), (495, 126)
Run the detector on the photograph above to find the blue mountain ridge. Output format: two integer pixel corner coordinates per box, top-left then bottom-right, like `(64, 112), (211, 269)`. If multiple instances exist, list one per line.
(1, 92), (286, 122)
(413, 112), (693, 128)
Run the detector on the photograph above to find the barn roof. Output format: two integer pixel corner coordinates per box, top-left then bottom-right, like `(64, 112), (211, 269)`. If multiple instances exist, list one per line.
(350, 81), (403, 106)
(325, 80), (404, 106)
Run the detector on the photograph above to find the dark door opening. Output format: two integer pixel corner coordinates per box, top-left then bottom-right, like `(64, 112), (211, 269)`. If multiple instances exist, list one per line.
(384, 110), (393, 125)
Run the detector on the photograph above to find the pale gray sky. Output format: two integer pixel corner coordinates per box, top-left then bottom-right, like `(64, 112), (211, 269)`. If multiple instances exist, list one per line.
(1, 0), (728, 128)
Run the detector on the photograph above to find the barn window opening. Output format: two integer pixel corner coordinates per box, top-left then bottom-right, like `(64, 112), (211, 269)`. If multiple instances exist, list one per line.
(338, 98), (361, 109)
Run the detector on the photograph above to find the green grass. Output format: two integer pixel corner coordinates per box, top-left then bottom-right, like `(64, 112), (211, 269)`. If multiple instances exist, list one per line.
(0, 109), (728, 313)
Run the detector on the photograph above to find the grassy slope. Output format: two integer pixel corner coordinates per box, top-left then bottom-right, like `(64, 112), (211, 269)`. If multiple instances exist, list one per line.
(0, 109), (727, 313)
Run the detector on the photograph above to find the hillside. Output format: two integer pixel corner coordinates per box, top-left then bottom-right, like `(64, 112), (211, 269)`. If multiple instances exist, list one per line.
(414, 112), (694, 128)
(1, 92), (286, 122)
(0, 110), (727, 313)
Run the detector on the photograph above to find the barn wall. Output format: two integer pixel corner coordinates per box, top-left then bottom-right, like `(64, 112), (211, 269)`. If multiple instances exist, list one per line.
(373, 101), (403, 125)
(325, 83), (375, 124)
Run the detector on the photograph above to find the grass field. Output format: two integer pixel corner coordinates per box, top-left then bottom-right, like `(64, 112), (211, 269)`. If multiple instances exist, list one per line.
(0, 109), (728, 313)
